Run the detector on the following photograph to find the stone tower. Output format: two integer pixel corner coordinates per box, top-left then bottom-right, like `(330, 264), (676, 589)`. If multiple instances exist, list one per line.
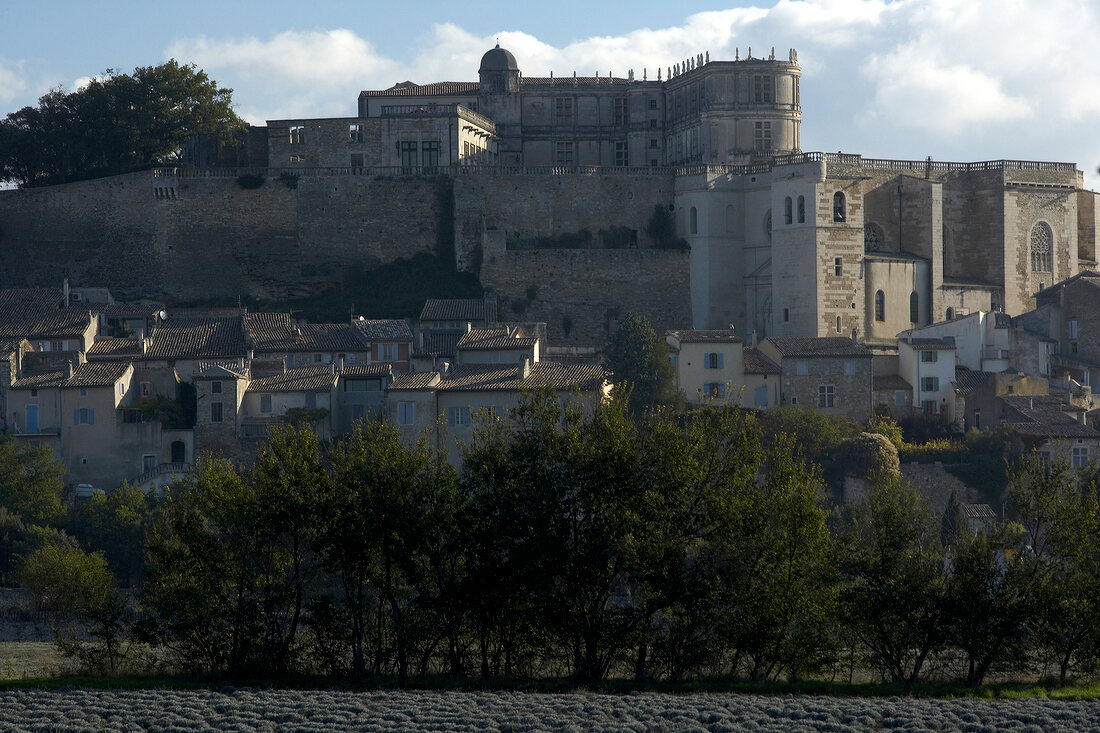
(478, 45), (523, 165)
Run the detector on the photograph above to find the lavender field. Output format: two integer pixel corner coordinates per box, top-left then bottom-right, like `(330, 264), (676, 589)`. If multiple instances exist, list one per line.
(2, 688), (1099, 732)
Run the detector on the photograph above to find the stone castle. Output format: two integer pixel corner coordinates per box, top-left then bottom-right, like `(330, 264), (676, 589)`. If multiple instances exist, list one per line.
(1, 45), (1095, 348)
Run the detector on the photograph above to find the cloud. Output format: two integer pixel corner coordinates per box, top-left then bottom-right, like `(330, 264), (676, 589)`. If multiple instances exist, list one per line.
(0, 58), (28, 105)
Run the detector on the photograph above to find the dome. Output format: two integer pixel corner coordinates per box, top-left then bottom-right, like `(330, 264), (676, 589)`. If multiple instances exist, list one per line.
(479, 45), (519, 74)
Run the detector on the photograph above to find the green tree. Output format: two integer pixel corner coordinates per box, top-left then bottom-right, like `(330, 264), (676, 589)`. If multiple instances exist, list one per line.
(0, 435), (66, 524)
(66, 482), (152, 587)
(940, 490), (968, 548)
(17, 540), (111, 616)
(0, 60), (243, 186)
(604, 312), (678, 414)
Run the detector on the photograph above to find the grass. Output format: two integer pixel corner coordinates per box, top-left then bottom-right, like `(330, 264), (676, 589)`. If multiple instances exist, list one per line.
(0, 642), (69, 680)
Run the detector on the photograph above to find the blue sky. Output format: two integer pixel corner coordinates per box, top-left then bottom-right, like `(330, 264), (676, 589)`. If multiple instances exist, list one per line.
(3, 0), (1100, 186)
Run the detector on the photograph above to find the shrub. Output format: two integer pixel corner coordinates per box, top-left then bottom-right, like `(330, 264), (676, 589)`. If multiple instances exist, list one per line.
(837, 432), (900, 479)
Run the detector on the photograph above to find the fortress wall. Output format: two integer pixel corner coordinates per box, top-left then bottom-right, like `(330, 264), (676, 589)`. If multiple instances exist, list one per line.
(479, 231), (691, 346)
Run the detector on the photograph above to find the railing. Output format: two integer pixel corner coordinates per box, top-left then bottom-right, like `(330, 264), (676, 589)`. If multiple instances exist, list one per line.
(379, 103), (497, 131)
(131, 462), (190, 488)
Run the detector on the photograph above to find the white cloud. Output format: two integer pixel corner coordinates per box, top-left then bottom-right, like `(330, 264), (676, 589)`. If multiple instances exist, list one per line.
(0, 58), (28, 105)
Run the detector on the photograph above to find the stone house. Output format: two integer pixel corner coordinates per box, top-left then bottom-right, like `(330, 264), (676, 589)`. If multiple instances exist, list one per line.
(897, 337), (957, 420)
(414, 297), (499, 371)
(1014, 271), (1100, 389)
(756, 337), (873, 422)
(239, 366), (340, 442)
(245, 313), (372, 374)
(456, 326), (539, 366)
(742, 347), (782, 409)
(352, 317), (414, 374)
(872, 373), (914, 420)
(665, 329), (745, 405)
(999, 394), (1100, 467)
(954, 368), (1050, 433)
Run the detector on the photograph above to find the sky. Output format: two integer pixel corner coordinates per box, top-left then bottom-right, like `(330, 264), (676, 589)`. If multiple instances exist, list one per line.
(3, 0), (1100, 187)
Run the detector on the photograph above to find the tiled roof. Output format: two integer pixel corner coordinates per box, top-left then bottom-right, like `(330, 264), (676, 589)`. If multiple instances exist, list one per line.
(195, 361), (248, 379)
(98, 301), (163, 318)
(412, 332), (462, 358)
(439, 362), (607, 392)
(12, 361), (130, 390)
(743, 348), (781, 375)
(0, 339), (24, 358)
(457, 327), (537, 351)
(246, 314), (367, 353)
(419, 298), (497, 323)
(902, 338), (956, 350)
(872, 373), (912, 391)
(360, 81), (480, 97)
(0, 288), (95, 340)
(523, 76), (630, 88)
(354, 318), (413, 342)
(963, 504), (997, 521)
(389, 372), (442, 390)
(1001, 395), (1100, 438)
(340, 364), (394, 378)
(246, 367), (338, 393)
(668, 329), (742, 344)
(146, 317), (247, 360)
(87, 338), (142, 359)
(953, 368), (994, 393)
(765, 337), (872, 358)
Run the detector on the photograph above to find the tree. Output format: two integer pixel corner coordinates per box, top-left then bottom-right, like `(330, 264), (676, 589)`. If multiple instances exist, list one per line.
(940, 490), (968, 548)
(0, 435), (66, 524)
(604, 312), (678, 414)
(0, 60), (243, 187)
(17, 540), (111, 616)
(66, 482), (153, 587)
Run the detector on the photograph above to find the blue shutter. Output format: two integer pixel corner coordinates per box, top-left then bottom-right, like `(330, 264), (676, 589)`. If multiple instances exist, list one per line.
(88, 408), (94, 425)
(73, 409), (80, 425)
(718, 353), (725, 369)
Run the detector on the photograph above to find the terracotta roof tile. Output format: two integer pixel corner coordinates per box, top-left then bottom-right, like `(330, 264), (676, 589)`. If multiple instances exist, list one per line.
(765, 337), (872, 358)
(12, 361), (130, 390)
(246, 366), (338, 393)
(1001, 395), (1100, 438)
(457, 327), (537, 351)
(360, 81), (481, 97)
(438, 362), (606, 392)
(873, 374), (912, 391)
(245, 314), (367, 353)
(146, 317), (247, 360)
(743, 348), (781, 375)
(87, 338), (142, 359)
(413, 333), (462, 358)
(353, 318), (413, 341)
(0, 288), (95, 341)
(390, 372), (442, 390)
(340, 363), (394, 378)
(419, 298), (497, 323)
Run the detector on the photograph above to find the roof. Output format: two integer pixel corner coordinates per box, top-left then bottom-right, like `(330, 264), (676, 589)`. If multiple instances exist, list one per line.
(360, 81), (481, 98)
(340, 364), (394, 378)
(765, 337), (872, 359)
(194, 361), (248, 379)
(246, 367), (338, 393)
(953, 367), (995, 393)
(902, 338), (956, 350)
(438, 362), (606, 392)
(87, 338), (142, 360)
(246, 314), (367, 353)
(479, 45), (519, 73)
(146, 317), (247, 360)
(413, 332), (462, 358)
(389, 372), (442, 391)
(11, 361), (130, 390)
(873, 373), (912, 391)
(1001, 395), (1100, 439)
(457, 327), (537, 351)
(668, 329), (742, 344)
(0, 288), (95, 341)
(419, 298), (497, 323)
(963, 504), (997, 521)
(354, 318), (413, 342)
(743, 348), (781, 375)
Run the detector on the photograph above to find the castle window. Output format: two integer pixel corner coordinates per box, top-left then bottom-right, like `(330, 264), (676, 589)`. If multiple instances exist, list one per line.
(614, 141), (628, 167)
(289, 125), (305, 144)
(834, 257), (842, 277)
(400, 141), (418, 168)
(783, 307), (790, 323)
(836, 316), (842, 333)
(910, 291), (919, 323)
(649, 138), (658, 149)
(554, 141), (574, 165)
(1031, 221), (1053, 272)
(818, 384), (834, 408)
(874, 290), (885, 322)
(689, 207), (698, 235)
(421, 140), (440, 167)
(784, 196), (793, 225)
(754, 122), (772, 153)
(554, 97), (574, 125)
(348, 124), (362, 142)
(946, 307), (955, 320)
(753, 75), (773, 103)
(833, 191), (846, 222)
(865, 222), (883, 251)
(797, 195), (805, 223)
(648, 98), (657, 110)
(613, 97), (627, 125)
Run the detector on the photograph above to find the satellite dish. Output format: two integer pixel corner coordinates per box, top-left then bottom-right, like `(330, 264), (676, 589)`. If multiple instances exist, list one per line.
(159, 310), (168, 321)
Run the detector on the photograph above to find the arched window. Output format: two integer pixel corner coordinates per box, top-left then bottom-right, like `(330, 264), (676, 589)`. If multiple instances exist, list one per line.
(784, 196), (793, 225)
(864, 223), (883, 251)
(874, 290), (885, 322)
(1031, 222), (1053, 272)
(833, 191), (846, 222)
(946, 307), (955, 320)
(836, 315), (842, 333)
(689, 206), (698, 235)
(797, 195), (805, 223)
(909, 291), (919, 323)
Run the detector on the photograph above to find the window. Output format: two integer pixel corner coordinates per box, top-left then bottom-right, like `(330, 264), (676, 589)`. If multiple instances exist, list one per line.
(210, 402), (222, 422)
(422, 141), (440, 167)
(754, 121), (771, 153)
(796, 362), (808, 376)
(833, 191), (846, 222)
(614, 141), (628, 167)
(79, 388), (88, 398)
(946, 307), (955, 320)
(921, 350), (939, 363)
(555, 141), (575, 164)
(844, 361), (855, 375)
(1069, 319), (1078, 338)
(400, 141), (418, 168)
(398, 402), (415, 426)
(973, 410), (981, 430)
(874, 290), (885, 322)
(895, 391), (906, 406)
(783, 307), (790, 323)
(1072, 341), (1078, 353)
(73, 407), (94, 425)
(922, 400), (937, 415)
(554, 97), (574, 125)
(649, 119), (657, 128)
(689, 207), (698, 234)
(649, 138), (658, 149)
(378, 343), (398, 361)
(753, 75), (773, 103)
(865, 223), (883, 251)
(1073, 446), (1089, 468)
(305, 393), (317, 409)
(920, 376), (940, 392)
(289, 125), (305, 144)
(834, 257), (843, 277)
(790, 396), (798, 405)
(613, 97), (627, 125)
(118, 383), (126, 397)
(211, 380), (222, 394)
(797, 195), (805, 223)
(260, 394), (272, 413)
(348, 124), (362, 142)
(910, 292), (919, 323)
(448, 406), (470, 427)
(703, 382), (727, 398)
(141, 381), (151, 397)
(1030, 222), (1053, 272)
(647, 98), (657, 110)
(818, 385), (834, 408)
(836, 316), (842, 333)
(784, 197), (793, 225)
(755, 386), (768, 407)
(703, 352), (725, 369)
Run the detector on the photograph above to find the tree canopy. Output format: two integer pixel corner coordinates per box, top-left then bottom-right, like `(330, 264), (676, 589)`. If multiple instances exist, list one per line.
(0, 60), (243, 187)
(603, 312), (679, 414)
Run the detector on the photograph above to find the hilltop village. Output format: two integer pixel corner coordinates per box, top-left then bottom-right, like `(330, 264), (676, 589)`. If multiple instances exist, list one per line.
(2, 44), (1099, 493)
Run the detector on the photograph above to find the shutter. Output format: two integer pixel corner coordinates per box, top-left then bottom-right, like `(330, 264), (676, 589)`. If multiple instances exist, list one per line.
(718, 353), (725, 369)
(88, 408), (94, 425)
(74, 408), (80, 425)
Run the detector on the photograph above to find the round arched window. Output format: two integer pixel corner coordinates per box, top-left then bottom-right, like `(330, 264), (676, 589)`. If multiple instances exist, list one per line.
(864, 223), (884, 251)
(1030, 222), (1053, 272)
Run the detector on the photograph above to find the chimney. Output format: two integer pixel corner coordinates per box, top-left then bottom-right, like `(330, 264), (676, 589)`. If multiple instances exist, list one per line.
(418, 330), (424, 351)
(520, 357), (531, 380)
(466, 322), (473, 333)
(749, 329), (757, 348)
(62, 279), (70, 308)
(65, 361), (73, 379)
